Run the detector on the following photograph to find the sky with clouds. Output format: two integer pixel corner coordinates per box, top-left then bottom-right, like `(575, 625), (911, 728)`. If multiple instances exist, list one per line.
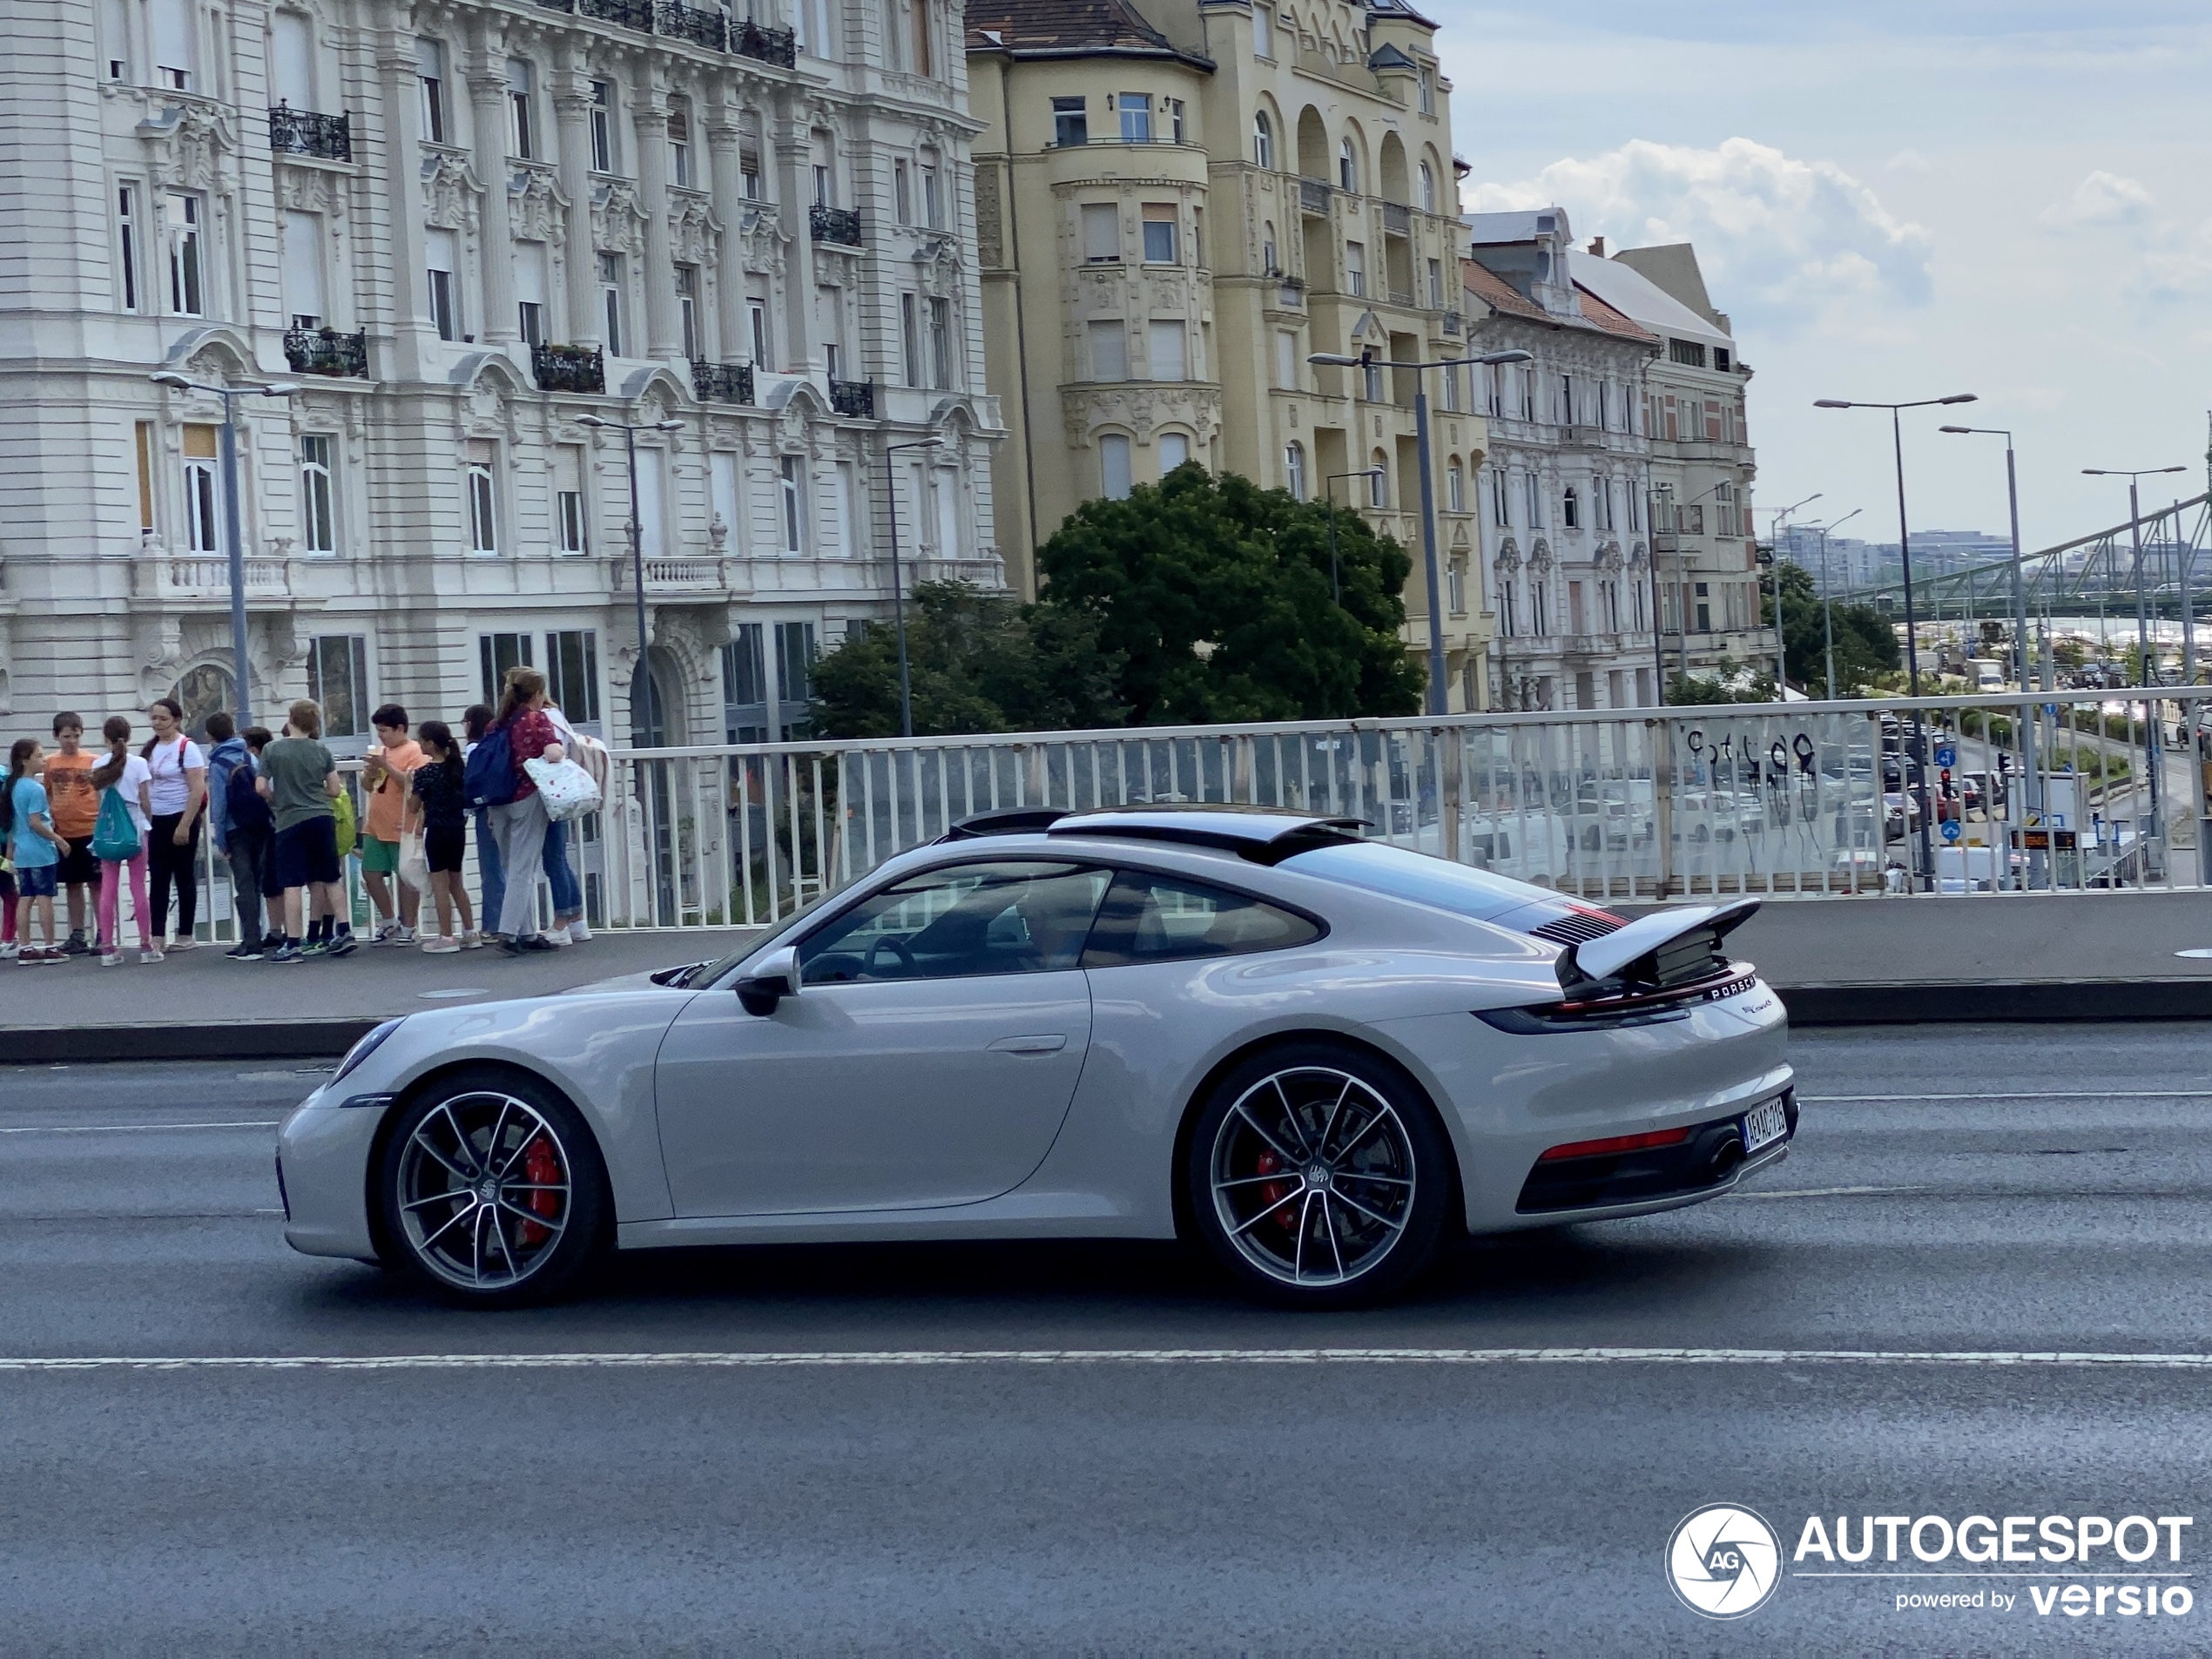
(1430, 1), (2212, 551)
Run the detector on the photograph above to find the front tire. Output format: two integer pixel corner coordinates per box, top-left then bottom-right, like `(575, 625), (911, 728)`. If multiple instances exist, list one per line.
(377, 1067), (610, 1307)
(1185, 1041), (1453, 1308)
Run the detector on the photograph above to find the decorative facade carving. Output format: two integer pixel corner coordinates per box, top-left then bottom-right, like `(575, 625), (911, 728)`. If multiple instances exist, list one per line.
(670, 195), (718, 266)
(510, 167), (567, 242)
(138, 100), (233, 192)
(420, 150), (479, 231)
(1059, 384), (1223, 448)
(591, 179), (646, 253)
(275, 162), (338, 215)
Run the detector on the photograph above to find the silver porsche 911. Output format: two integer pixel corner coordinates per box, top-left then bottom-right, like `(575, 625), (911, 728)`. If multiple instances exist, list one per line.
(278, 806), (1794, 1308)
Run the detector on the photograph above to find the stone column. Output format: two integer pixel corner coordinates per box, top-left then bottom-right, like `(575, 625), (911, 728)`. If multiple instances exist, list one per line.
(706, 98), (746, 364)
(551, 50), (597, 347)
(632, 84), (680, 360)
(372, 16), (434, 375)
(468, 54), (518, 344)
(771, 94), (818, 374)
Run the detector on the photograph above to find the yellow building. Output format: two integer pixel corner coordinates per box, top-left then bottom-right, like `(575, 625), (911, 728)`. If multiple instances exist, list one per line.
(967, 0), (1490, 708)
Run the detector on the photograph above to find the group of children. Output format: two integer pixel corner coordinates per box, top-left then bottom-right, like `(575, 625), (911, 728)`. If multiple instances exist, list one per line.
(0, 671), (597, 964)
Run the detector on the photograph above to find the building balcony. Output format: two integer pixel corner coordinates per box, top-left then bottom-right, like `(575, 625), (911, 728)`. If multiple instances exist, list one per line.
(284, 327), (368, 378)
(136, 552), (293, 604)
(1382, 202), (1411, 238)
(577, 0), (653, 29)
(691, 360), (754, 405)
(655, 0), (724, 47)
(612, 554), (734, 595)
(731, 17), (797, 64)
(1298, 177), (1331, 215)
(267, 103), (351, 162)
(827, 377), (874, 419)
(810, 204), (863, 246)
(1441, 310), (1461, 336)
(532, 343), (605, 395)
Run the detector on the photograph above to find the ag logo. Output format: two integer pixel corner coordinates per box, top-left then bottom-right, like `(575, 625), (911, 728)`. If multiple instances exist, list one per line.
(1666, 1503), (1783, 1620)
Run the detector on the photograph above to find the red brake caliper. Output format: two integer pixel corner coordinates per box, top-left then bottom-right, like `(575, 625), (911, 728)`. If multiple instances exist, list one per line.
(518, 1135), (562, 1246)
(1254, 1149), (1297, 1230)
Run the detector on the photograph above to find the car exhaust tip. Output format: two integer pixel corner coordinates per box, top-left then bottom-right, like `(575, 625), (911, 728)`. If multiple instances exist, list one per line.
(1708, 1133), (1745, 1178)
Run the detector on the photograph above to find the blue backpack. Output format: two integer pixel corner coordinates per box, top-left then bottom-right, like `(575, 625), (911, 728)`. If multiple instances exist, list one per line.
(463, 724), (518, 809)
(224, 754), (272, 832)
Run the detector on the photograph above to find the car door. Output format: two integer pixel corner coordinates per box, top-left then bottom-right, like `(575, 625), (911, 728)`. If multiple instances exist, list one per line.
(653, 860), (1111, 1217)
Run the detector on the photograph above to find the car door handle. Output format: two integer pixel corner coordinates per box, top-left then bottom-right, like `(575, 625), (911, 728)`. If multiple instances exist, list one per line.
(988, 1034), (1068, 1055)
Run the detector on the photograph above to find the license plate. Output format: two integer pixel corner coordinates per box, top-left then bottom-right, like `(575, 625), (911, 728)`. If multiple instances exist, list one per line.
(1742, 1099), (1789, 1155)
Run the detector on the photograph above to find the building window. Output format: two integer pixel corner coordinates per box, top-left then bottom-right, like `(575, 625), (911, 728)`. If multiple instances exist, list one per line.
(1425, 258), (1443, 310)
(1419, 161), (1435, 212)
(1628, 486), (1642, 531)
(1116, 92), (1151, 143)
(117, 185), (140, 313)
(1490, 469), (1509, 527)
(1344, 239), (1365, 296)
(776, 622), (817, 718)
(921, 164), (941, 227)
(1419, 69), (1434, 115)
(475, 632), (533, 706)
(1362, 356), (1383, 403)
(668, 107), (692, 188)
(590, 79), (615, 172)
(1082, 202), (1119, 262)
(675, 265), (699, 360)
(557, 489), (587, 553)
(1088, 320), (1127, 381)
(1253, 7), (1271, 57)
(1367, 461), (1388, 509)
(598, 253), (624, 354)
(1519, 368), (1534, 421)
(507, 59), (535, 158)
(893, 158), (911, 222)
(152, 0), (193, 88)
(134, 421), (156, 536)
(928, 296), (952, 388)
(1159, 432), (1190, 474)
(310, 635), (370, 738)
(1100, 434), (1133, 500)
(546, 630), (600, 724)
(779, 455), (804, 552)
(1275, 329), (1298, 390)
(1716, 347), (1732, 372)
(1141, 204), (1178, 263)
(1148, 320), (1185, 381)
(466, 447), (497, 553)
(1562, 485), (1579, 529)
(427, 228), (457, 340)
(1440, 361), (1460, 413)
(1051, 96), (1088, 147)
(182, 423), (219, 553)
(1253, 111), (1273, 169)
(1447, 558), (1465, 615)
(165, 193), (203, 317)
(417, 38), (447, 143)
(900, 293), (921, 385)
(1524, 472), (1541, 529)
(1669, 337), (1706, 368)
(813, 160), (832, 206)
(1499, 579), (1516, 637)
(299, 435), (335, 554)
(1715, 481), (1739, 536)
(1285, 441), (1305, 499)
(1338, 137), (1358, 192)
(1446, 461), (1464, 514)
(748, 295), (769, 364)
(1595, 477), (1614, 531)
(1167, 98), (1186, 144)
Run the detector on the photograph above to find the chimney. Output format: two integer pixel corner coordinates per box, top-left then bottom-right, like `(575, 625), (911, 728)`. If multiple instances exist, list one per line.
(1588, 236), (1607, 259)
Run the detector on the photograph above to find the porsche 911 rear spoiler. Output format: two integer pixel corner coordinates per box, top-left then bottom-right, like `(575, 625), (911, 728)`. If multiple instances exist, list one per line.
(1555, 897), (1761, 993)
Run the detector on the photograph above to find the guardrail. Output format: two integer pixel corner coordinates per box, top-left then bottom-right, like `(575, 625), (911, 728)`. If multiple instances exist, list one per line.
(152, 689), (2212, 947)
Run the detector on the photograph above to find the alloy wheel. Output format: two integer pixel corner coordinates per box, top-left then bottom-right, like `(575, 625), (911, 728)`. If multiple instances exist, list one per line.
(395, 1090), (573, 1291)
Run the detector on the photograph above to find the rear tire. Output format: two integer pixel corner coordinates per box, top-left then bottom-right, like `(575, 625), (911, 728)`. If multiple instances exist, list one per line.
(1184, 1041), (1453, 1309)
(376, 1066), (610, 1308)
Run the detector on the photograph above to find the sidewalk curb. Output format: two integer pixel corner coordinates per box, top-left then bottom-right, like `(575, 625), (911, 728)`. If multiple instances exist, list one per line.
(4, 981), (2212, 1062)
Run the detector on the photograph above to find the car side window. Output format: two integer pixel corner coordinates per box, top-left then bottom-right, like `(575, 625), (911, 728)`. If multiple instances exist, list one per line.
(1080, 870), (1321, 968)
(798, 861), (1112, 985)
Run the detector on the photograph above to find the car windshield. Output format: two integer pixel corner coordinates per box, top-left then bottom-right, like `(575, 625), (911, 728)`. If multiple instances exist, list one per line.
(1278, 840), (1547, 921)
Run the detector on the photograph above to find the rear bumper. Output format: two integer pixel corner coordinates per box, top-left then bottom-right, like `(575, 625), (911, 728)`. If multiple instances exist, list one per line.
(1515, 1091), (1797, 1215)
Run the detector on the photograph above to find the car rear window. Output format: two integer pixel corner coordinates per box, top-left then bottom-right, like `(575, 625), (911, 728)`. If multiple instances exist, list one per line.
(1080, 870), (1320, 968)
(1278, 840), (1542, 921)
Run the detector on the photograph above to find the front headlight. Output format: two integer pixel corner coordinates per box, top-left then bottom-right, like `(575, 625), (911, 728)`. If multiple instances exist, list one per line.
(332, 1017), (403, 1086)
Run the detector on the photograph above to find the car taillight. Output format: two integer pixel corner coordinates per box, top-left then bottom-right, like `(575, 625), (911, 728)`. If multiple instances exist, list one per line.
(1537, 1127), (1693, 1163)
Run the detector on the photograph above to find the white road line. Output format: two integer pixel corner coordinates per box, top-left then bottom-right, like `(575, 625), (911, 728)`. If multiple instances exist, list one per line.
(1804, 1091), (2212, 1102)
(2, 1347), (2212, 1372)
(1731, 1185), (1927, 1200)
(0, 1121), (283, 1135)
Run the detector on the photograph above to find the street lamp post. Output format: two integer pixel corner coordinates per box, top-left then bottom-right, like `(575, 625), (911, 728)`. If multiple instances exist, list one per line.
(880, 436), (944, 738)
(148, 372), (300, 728)
(1814, 391), (1978, 891)
(577, 413), (686, 742)
(1323, 468), (1387, 604)
(2084, 462), (2188, 858)
(1761, 493), (1822, 695)
(1312, 346), (1533, 714)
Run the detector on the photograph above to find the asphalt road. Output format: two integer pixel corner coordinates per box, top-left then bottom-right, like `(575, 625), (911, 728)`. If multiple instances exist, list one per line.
(5, 1028), (2212, 1655)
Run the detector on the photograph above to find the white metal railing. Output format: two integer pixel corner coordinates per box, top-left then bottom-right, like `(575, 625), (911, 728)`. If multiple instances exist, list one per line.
(160, 690), (2212, 944)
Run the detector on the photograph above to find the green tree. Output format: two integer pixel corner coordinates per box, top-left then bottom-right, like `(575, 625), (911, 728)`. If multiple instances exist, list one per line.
(1036, 464), (1425, 724)
(1764, 560), (1903, 695)
(1666, 658), (1777, 705)
(811, 580), (1128, 738)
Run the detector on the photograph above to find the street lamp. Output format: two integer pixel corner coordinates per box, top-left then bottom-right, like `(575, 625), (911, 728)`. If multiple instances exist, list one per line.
(1801, 507), (1862, 697)
(1312, 346), (1533, 713)
(1814, 391), (1977, 889)
(880, 435), (944, 738)
(1762, 492), (1822, 695)
(1322, 468), (1387, 603)
(147, 371), (300, 729)
(2083, 462), (2188, 858)
(577, 412), (686, 743)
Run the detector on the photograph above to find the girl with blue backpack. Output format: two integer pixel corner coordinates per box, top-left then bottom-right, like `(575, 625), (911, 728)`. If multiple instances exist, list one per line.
(88, 716), (158, 965)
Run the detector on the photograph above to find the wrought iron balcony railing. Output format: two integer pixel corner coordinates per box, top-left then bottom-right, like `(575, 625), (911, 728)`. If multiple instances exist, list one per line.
(656, 0), (725, 48)
(284, 327), (368, 378)
(692, 360), (754, 405)
(580, 0), (653, 30)
(267, 103), (351, 162)
(731, 18), (797, 65)
(827, 377), (874, 420)
(810, 204), (863, 246)
(534, 0), (794, 64)
(532, 343), (605, 395)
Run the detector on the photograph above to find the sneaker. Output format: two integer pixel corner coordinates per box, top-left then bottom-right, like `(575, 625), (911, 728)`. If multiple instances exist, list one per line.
(260, 934), (287, 954)
(166, 935), (196, 952)
(501, 934), (559, 955)
(268, 942), (303, 963)
(225, 941), (264, 961)
(299, 936), (331, 958)
(391, 925), (416, 947)
(462, 931), (486, 950)
(326, 932), (358, 958)
(64, 932), (91, 955)
(566, 921), (591, 943)
(0, 943), (17, 961)
(42, 946), (68, 964)
(138, 948), (163, 965)
(420, 934), (461, 954)
(100, 951), (122, 967)
(543, 925), (572, 948)
(371, 919), (401, 944)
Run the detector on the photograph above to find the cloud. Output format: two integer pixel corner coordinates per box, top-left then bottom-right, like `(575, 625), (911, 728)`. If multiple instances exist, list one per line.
(1885, 148), (1932, 173)
(1464, 138), (1934, 333)
(2040, 170), (2157, 230)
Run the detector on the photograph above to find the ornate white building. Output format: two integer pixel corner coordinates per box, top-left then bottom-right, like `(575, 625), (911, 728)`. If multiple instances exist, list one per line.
(0, 0), (1002, 750)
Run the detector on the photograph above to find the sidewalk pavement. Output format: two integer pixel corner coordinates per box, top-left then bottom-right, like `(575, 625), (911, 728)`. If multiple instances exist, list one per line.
(6, 891), (2212, 1062)
(0, 927), (759, 1062)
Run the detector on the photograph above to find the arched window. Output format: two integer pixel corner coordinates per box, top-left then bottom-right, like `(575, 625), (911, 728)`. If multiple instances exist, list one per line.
(1285, 441), (1305, 500)
(1100, 433), (1132, 500)
(1446, 461), (1464, 513)
(1159, 431), (1191, 473)
(1338, 136), (1358, 193)
(1252, 111), (1273, 170)
(1418, 161), (1435, 212)
(1262, 219), (1278, 274)
(1367, 453), (1388, 508)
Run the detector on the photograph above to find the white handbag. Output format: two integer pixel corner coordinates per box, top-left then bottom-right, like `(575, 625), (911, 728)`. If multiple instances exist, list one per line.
(524, 755), (603, 822)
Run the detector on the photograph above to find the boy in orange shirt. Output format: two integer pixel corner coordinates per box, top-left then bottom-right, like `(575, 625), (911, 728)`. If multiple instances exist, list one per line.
(43, 712), (99, 955)
(360, 703), (425, 944)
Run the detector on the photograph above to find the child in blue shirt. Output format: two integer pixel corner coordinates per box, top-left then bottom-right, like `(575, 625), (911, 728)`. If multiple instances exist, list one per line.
(3, 738), (69, 963)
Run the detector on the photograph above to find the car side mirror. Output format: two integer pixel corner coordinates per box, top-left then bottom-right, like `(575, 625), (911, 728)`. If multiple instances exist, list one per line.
(735, 944), (801, 1016)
